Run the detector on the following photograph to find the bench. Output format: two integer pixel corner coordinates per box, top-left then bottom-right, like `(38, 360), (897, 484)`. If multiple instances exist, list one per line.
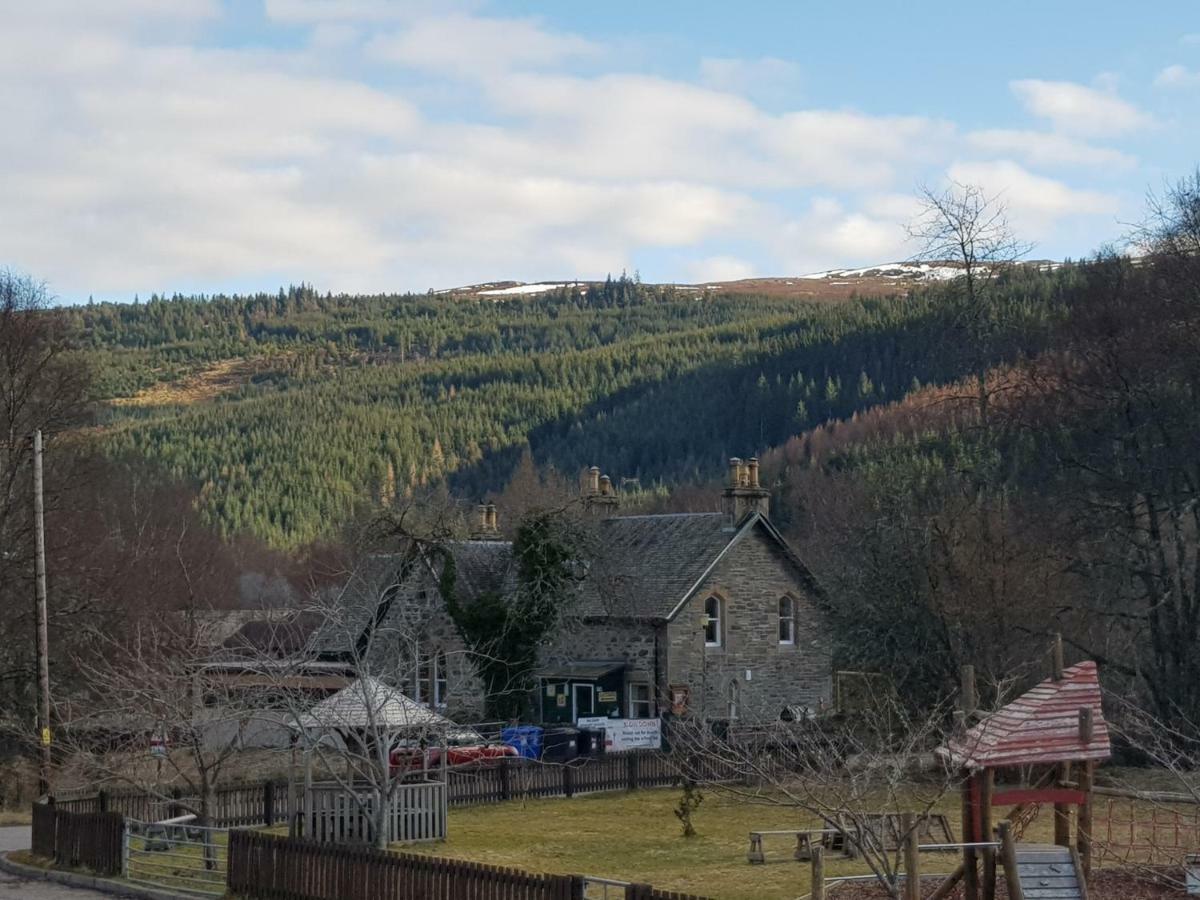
(747, 829), (844, 864)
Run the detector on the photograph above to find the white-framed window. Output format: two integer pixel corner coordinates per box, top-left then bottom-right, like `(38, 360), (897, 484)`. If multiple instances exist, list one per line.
(778, 595), (795, 645)
(703, 595), (722, 647)
(728, 680), (739, 720)
(628, 683), (652, 718)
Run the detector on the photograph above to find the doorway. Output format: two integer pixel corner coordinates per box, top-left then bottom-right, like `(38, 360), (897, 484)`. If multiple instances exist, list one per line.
(572, 682), (595, 721)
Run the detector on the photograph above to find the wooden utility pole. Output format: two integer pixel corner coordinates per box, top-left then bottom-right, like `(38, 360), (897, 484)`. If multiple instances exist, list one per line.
(32, 429), (52, 796)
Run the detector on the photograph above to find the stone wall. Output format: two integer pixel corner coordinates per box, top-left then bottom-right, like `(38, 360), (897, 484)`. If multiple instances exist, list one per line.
(665, 524), (832, 721)
(540, 620), (662, 714)
(364, 568), (488, 721)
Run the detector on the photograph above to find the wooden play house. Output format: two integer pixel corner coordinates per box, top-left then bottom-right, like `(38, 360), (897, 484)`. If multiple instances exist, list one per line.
(934, 652), (1111, 900)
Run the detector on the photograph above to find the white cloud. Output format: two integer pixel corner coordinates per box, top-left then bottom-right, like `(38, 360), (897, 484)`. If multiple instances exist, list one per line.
(1011, 79), (1150, 136)
(366, 14), (599, 77)
(699, 57), (802, 103)
(686, 256), (757, 283)
(0, 5), (1143, 297)
(264, 0), (474, 23)
(946, 160), (1117, 236)
(966, 129), (1135, 169)
(1155, 64), (1200, 88)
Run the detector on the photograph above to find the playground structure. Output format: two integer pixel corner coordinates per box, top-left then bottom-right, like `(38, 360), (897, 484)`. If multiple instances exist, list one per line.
(932, 638), (1111, 900)
(806, 637), (1112, 900)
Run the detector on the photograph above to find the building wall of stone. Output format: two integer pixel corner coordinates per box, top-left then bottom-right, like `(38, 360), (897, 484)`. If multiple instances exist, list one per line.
(540, 620), (661, 714)
(665, 526), (832, 721)
(363, 569), (488, 722)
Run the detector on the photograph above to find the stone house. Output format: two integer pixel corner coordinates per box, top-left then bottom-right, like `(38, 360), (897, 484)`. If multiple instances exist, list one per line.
(311, 457), (832, 726)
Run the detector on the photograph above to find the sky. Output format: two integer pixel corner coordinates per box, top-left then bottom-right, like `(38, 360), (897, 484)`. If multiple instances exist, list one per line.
(2, 1), (1198, 303)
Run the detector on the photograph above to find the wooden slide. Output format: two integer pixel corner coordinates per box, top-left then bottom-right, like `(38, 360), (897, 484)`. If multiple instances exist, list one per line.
(1011, 844), (1086, 900)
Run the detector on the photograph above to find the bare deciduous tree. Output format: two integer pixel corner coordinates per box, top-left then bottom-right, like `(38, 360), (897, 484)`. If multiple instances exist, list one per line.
(668, 696), (959, 900)
(907, 181), (1033, 425)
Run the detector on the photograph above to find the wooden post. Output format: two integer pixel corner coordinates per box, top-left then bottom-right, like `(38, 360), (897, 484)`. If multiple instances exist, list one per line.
(97, 790), (109, 813)
(1054, 761), (1072, 847)
(500, 756), (511, 801)
(962, 774), (979, 900)
(981, 768), (995, 900)
(263, 780), (275, 827)
(302, 743), (312, 839)
(627, 751), (638, 792)
(960, 665), (977, 717)
(811, 846), (825, 900)
(563, 763), (574, 798)
(1052, 633), (1064, 681)
(32, 430), (52, 798)
(1078, 708), (1094, 744)
(1077, 760), (1094, 877)
(902, 812), (920, 900)
(997, 821), (1024, 900)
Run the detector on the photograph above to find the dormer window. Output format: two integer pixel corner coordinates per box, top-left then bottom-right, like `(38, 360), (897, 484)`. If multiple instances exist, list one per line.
(778, 596), (795, 645)
(703, 595), (722, 647)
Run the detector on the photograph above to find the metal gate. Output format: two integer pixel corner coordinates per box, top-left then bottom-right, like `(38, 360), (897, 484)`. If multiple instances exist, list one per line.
(124, 818), (228, 897)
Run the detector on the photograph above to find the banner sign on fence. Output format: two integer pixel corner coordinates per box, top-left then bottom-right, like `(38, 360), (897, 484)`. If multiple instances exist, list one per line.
(576, 717), (661, 751)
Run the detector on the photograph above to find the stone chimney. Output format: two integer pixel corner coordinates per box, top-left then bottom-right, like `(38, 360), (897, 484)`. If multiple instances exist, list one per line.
(583, 465), (620, 516)
(470, 502), (502, 540)
(722, 456), (769, 525)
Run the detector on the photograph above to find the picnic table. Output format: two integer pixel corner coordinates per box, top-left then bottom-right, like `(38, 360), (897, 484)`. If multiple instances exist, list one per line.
(746, 813), (955, 864)
(746, 828), (852, 864)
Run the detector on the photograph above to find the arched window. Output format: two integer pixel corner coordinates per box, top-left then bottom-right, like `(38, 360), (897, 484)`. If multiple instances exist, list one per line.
(703, 595), (721, 647)
(778, 596), (795, 645)
(728, 680), (739, 720)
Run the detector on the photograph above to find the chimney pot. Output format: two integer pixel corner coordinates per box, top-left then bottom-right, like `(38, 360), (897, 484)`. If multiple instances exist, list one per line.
(600, 474), (612, 496)
(588, 466), (601, 494)
(721, 454), (770, 524)
(477, 503), (488, 528)
(486, 503), (497, 530)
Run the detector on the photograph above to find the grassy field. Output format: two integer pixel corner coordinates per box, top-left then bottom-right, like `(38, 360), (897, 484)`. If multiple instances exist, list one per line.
(403, 783), (1190, 900)
(405, 788), (994, 900)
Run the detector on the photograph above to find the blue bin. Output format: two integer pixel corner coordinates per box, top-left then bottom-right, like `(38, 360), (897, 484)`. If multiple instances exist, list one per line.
(502, 725), (543, 760)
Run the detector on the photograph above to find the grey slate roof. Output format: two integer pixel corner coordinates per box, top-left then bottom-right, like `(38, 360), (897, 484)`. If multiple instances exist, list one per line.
(576, 513), (739, 619)
(314, 511), (818, 650)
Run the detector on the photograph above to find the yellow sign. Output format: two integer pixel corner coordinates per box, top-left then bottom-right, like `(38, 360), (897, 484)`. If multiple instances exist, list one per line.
(40, 727), (51, 747)
(597, 691), (617, 703)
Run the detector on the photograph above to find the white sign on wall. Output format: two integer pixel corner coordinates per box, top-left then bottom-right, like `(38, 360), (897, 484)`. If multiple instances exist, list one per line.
(576, 717), (661, 752)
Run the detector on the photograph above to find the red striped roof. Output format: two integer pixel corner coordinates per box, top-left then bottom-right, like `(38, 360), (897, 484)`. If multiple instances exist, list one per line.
(940, 661), (1111, 770)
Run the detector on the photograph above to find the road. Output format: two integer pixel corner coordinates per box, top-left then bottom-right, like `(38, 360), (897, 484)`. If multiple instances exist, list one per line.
(0, 826), (122, 898)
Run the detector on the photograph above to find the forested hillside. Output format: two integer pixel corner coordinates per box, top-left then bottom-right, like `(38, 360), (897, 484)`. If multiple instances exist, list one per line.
(762, 176), (1200, 730)
(68, 271), (1074, 546)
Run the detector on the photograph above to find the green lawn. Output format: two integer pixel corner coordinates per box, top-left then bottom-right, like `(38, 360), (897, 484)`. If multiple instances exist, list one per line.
(405, 788), (979, 900)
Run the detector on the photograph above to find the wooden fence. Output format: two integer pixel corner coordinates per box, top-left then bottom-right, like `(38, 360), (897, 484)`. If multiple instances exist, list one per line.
(49, 750), (733, 828)
(305, 780), (446, 844)
(228, 831), (711, 900)
(54, 778), (291, 827)
(30, 803), (124, 877)
(445, 749), (738, 807)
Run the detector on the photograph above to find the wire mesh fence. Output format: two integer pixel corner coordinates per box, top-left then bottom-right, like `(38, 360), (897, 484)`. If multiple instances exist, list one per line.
(125, 818), (230, 897)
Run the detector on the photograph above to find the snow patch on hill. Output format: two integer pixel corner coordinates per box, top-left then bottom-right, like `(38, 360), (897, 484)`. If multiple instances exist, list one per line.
(477, 282), (580, 296)
(798, 262), (967, 281)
